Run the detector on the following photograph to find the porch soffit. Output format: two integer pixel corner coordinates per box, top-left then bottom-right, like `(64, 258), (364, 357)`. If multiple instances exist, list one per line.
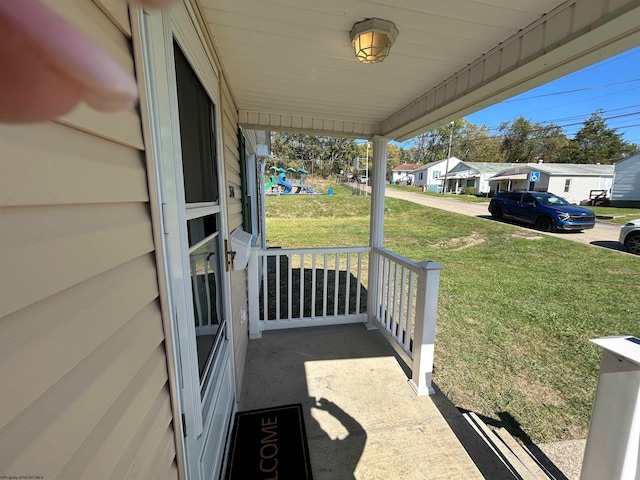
(197, 0), (640, 140)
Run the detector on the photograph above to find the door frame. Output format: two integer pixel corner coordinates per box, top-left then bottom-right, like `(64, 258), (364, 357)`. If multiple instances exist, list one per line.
(132, 2), (237, 478)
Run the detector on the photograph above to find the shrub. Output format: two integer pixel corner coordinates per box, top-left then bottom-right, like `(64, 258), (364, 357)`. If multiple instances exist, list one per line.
(461, 187), (477, 196)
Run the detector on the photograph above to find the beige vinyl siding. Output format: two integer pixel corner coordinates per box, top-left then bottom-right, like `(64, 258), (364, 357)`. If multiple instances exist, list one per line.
(220, 78), (249, 393)
(43, 0), (144, 149)
(0, 3), (178, 479)
(0, 122), (148, 207)
(92, 0), (132, 36)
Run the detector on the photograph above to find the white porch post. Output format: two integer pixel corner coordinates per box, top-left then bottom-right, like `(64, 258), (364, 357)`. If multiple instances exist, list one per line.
(247, 247), (262, 339)
(410, 261), (444, 396)
(366, 136), (389, 328)
(580, 336), (640, 480)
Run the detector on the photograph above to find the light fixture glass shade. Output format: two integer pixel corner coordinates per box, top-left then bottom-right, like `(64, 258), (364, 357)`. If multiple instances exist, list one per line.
(349, 18), (398, 64)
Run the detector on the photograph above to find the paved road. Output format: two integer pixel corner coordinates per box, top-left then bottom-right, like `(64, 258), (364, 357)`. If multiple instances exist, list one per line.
(383, 187), (630, 254)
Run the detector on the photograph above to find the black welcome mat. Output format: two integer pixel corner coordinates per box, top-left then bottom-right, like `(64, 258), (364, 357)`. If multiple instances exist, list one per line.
(226, 403), (313, 480)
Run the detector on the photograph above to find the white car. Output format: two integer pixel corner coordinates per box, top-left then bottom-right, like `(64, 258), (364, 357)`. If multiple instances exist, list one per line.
(619, 219), (640, 255)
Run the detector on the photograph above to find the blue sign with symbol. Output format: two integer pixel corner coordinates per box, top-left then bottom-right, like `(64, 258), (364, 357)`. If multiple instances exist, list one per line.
(530, 171), (540, 182)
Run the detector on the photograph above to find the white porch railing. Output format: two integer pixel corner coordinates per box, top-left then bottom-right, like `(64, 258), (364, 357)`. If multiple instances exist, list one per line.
(370, 247), (444, 396)
(247, 245), (443, 395)
(248, 246), (370, 335)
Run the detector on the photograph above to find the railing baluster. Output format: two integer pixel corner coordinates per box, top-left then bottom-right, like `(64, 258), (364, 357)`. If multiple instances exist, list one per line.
(262, 254), (268, 321)
(323, 253), (328, 317)
(356, 252), (362, 314)
(380, 257), (386, 324)
(287, 254), (292, 320)
(300, 253), (305, 319)
(311, 254), (317, 319)
(275, 253), (281, 321)
(399, 266), (407, 345)
(377, 256), (383, 322)
(406, 271), (415, 354)
(334, 253), (339, 317)
(345, 253), (351, 316)
(393, 262), (400, 338)
(385, 258), (392, 329)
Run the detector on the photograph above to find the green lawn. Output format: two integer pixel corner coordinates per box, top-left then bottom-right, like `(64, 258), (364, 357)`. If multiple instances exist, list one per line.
(266, 194), (640, 444)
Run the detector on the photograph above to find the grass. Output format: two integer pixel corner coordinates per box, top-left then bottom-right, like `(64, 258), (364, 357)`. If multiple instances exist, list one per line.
(588, 206), (640, 216)
(266, 193), (640, 444)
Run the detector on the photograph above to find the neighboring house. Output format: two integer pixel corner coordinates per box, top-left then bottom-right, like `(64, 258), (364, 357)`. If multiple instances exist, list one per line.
(444, 162), (516, 194)
(610, 153), (640, 207)
(1, 1), (635, 479)
(391, 163), (420, 183)
(488, 163), (614, 204)
(413, 157), (462, 191)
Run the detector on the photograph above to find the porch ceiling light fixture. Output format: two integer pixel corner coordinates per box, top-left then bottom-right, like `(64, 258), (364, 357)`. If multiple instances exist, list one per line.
(349, 18), (398, 64)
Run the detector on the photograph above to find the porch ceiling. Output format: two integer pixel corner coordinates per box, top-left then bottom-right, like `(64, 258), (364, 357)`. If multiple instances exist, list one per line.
(198, 0), (640, 140)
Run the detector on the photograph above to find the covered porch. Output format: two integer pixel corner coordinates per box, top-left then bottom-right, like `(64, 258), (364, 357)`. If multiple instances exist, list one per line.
(239, 323), (498, 479)
(203, 0), (640, 477)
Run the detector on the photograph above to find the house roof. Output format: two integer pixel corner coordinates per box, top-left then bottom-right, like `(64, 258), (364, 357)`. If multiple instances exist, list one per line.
(491, 163), (614, 177)
(392, 163), (420, 172)
(614, 152), (640, 167)
(413, 157), (461, 173)
(199, 0), (636, 141)
(452, 162), (518, 174)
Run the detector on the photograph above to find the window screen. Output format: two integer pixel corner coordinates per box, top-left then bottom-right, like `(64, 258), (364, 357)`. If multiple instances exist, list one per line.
(174, 43), (219, 204)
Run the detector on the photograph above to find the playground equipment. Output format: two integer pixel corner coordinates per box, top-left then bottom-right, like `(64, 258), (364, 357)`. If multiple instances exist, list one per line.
(298, 168), (318, 194)
(277, 170), (293, 194)
(264, 166), (318, 194)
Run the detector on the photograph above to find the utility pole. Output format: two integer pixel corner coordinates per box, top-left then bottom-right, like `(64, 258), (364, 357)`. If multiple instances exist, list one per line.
(365, 141), (370, 196)
(442, 121), (454, 194)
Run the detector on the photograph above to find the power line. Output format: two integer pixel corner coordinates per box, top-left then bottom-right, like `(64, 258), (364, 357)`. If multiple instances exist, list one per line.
(561, 47), (640, 80)
(479, 104), (640, 132)
(502, 78), (640, 103)
(537, 104), (640, 124)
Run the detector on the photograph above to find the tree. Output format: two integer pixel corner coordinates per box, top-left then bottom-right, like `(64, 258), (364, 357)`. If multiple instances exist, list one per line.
(407, 119), (465, 164)
(270, 132), (361, 177)
(498, 117), (569, 163)
(498, 117), (538, 163)
(455, 120), (502, 162)
(558, 110), (636, 164)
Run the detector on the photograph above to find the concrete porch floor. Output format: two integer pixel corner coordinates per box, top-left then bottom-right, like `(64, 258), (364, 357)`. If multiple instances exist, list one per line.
(238, 323), (507, 479)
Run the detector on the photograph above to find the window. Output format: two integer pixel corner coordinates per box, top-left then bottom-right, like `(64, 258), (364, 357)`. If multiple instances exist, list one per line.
(466, 179), (475, 188)
(433, 170), (440, 179)
(506, 193), (522, 202)
(419, 172), (424, 180)
(175, 42), (225, 391)
(564, 179), (571, 193)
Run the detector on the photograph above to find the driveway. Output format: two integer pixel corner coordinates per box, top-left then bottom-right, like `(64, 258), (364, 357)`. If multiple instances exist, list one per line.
(383, 187), (628, 253)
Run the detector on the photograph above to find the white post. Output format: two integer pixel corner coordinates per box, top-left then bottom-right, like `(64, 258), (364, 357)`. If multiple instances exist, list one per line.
(409, 261), (444, 396)
(366, 137), (389, 329)
(247, 248), (262, 339)
(580, 336), (640, 480)
(442, 121), (454, 194)
(365, 141), (370, 196)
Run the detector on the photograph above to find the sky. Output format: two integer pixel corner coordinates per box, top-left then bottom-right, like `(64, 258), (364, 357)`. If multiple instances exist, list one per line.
(464, 45), (640, 145)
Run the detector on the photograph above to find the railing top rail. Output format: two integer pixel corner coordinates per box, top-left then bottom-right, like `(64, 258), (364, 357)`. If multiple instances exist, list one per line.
(255, 246), (370, 256)
(373, 247), (443, 272)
